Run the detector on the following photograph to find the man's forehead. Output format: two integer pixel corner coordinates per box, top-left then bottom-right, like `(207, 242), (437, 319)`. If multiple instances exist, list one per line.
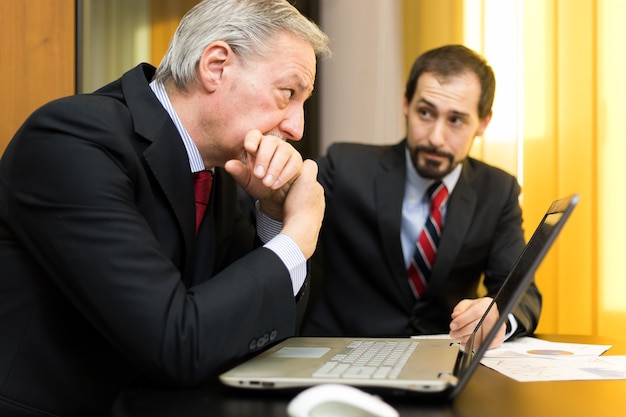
(415, 72), (481, 113)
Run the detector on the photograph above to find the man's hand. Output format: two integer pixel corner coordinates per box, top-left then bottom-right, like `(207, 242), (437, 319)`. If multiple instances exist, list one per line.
(225, 130), (303, 207)
(278, 159), (324, 258)
(449, 297), (506, 349)
(225, 130), (324, 259)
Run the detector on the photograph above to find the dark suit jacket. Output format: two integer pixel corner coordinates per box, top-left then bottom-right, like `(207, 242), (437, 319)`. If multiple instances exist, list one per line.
(0, 64), (304, 417)
(301, 141), (541, 338)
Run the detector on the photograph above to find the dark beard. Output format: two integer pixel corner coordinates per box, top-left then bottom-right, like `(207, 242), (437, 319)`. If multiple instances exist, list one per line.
(411, 145), (456, 179)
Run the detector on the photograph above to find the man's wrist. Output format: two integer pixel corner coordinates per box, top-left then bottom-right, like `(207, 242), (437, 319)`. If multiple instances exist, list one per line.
(256, 199), (283, 221)
(264, 234), (307, 296)
(255, 200), (282, 242)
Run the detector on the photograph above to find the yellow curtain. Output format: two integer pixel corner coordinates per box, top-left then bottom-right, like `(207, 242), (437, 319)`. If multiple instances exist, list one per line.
(402, 0), (625, 337)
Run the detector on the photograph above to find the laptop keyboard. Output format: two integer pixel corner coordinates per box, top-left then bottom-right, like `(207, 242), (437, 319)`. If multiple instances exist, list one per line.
(312, 340), (419, 379)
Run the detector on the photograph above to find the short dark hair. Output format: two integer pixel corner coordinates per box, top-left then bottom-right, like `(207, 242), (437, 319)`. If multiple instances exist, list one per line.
(404, 44), (496, 120)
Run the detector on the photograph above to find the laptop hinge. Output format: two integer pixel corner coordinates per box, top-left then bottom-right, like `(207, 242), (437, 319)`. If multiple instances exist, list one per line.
(438, 372), (458, 386)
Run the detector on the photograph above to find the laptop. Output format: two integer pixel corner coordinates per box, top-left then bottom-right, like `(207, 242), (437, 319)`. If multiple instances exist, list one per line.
(220, 194), (579, 400)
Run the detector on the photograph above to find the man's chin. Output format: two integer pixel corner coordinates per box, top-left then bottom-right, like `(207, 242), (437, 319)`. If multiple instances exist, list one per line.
(416, 162), (449, 179)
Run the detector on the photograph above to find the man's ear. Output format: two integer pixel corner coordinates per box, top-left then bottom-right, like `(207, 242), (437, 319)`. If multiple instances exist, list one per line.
(197, 41), (232, 93)
(476, 111), (493, 136)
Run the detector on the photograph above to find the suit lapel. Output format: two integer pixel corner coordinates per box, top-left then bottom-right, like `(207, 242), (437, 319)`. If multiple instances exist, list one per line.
(374, 141), (417, 306)
(142, 127), (196, 247)
(121, 64), (197, 279)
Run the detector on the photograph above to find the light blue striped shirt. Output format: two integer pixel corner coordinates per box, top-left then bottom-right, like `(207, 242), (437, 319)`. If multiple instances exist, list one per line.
(401, 146), (461, 268)
(149, 80), (306, 296)
(400, 146), (517, 337)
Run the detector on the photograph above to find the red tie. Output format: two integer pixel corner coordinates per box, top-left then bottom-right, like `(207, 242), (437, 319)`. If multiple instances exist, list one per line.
(193, 170), (213, 235)
(408, 182), (448, 298)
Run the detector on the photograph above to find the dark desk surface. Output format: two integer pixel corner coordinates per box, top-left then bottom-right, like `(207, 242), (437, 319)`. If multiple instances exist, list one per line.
(112, 334), (626, 417)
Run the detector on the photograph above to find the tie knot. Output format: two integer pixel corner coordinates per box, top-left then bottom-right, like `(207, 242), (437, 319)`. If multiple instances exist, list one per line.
(427, 181), (448, 210)
(193, 170), (213, 182)
(193, 170), (213, 205)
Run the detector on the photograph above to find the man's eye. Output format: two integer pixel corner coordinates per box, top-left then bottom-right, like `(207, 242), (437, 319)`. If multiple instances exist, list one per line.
(418, 108), (431, 118)
(284, 89), (295, 99)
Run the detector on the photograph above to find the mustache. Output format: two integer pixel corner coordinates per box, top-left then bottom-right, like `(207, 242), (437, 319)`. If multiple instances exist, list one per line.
(265, 131), (285, 141)
(240, 131), (286, 164)
(415, 145), (453, 160)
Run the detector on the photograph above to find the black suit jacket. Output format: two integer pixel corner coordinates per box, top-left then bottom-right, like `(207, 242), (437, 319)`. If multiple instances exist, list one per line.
(302, 141), (541, 338)
(0, 64), (304, 416)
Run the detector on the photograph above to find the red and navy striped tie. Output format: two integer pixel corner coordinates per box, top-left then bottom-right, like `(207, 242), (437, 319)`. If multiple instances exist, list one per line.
(408, 181), (448, 298)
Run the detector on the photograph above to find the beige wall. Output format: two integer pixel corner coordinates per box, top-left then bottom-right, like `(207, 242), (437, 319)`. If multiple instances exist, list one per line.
(79, 0), (151, 93)
(79, 0), (199, 94)
(318, 0), (405, 153)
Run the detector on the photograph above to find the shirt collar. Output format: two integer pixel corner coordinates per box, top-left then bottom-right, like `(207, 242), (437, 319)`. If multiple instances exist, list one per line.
(149, 80), (207, 174)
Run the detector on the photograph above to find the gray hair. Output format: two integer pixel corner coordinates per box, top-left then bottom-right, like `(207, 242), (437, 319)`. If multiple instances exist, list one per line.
(153, 0), (331, 92)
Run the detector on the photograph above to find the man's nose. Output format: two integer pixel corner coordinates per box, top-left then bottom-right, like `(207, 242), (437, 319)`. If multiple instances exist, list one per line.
(280, 106), (305, 141)
(428, 120), (446, 147)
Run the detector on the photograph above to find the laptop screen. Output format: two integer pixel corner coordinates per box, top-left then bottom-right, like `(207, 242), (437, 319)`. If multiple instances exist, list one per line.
(451, 194), (579, 398)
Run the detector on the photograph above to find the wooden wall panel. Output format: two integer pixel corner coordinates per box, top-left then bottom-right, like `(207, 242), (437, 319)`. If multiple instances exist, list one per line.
(0, 0), (76, 155)
(150, 0), (200, 65)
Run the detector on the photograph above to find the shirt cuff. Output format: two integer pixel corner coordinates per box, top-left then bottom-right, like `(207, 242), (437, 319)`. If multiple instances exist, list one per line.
(256, 201), (307, 296)
(504, 313), (519, 340)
